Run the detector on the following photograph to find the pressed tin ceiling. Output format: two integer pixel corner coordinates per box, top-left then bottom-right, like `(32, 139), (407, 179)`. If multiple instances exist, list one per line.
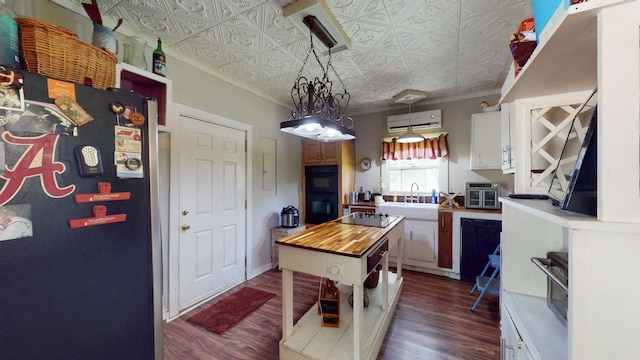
(54, 0), (533, 115)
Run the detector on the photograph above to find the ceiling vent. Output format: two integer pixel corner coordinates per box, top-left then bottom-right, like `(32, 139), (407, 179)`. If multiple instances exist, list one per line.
(387, 109), (442, 133)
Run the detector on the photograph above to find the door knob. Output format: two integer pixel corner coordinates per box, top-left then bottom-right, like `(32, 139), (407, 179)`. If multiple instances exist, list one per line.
(182, 209), (189, 215)
(181, 224), (191, 230)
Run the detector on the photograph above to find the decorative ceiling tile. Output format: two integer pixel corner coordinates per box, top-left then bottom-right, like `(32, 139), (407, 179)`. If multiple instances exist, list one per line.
(167, 0), (213, 19)
(343, 20), (391, 50)
(349, 49), (402, 73)
(187, 42), (227, 67)
(169, 40), (195, 58)
(218, 17), (262, 51)
(326, 0), (369, 19)
(393, 0), (460, 36)
(56, 0), (533, 112)
(218, 61), (263, 83)
(223, 0), (268, 12)
(259, 47), (300, 75)
(120, 0), (170, 13)
(112, 1), (177, 36)
(171, 13), (217, 38)
(380, 0), (416, 25)
(258, 2), (305, 46)
(282, 39), (311, 60)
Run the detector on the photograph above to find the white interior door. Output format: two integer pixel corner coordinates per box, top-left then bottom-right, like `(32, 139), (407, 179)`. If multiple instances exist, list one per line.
(178, 115), (246, 311)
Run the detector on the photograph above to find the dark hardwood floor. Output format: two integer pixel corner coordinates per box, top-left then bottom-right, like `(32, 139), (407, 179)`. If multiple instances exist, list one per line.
(163, 269), (500, 359)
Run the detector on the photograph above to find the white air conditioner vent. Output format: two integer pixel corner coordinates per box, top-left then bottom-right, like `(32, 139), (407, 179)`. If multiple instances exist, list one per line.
(387, 109), (442, 132)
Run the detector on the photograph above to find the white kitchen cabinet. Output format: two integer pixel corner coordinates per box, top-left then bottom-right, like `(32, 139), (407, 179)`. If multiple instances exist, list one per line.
(501, 302), (535, 360)
(501, 303), (522, 360)
(403, 219), (437, 266)
(500, 103), (516, 174)
(470, 112), (501, 170)
(388, 219), (439, 272)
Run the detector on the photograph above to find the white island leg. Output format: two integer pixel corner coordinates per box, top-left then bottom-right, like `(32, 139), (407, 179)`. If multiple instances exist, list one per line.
(282, 268), (294, 340)
(353, 282), (363, 359)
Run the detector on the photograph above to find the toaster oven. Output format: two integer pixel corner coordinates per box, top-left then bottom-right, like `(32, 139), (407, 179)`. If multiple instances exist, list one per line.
(465, 182), (501, 209)
(532, 251), (569, 327)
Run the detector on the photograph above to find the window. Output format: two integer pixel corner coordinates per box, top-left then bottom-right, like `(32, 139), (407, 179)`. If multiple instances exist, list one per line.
(382, 157), (448, 195)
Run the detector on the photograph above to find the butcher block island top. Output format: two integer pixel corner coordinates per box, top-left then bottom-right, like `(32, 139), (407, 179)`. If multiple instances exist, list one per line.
(276, 213), (405, 360)
(275, 213), (404, 257)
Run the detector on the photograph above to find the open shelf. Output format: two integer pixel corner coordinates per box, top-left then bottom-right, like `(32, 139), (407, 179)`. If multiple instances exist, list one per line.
(503, 291), (567, 360)
(280, 272), (402, 360)
(116, 63), (172, 129)
(500, 0), (626, 103)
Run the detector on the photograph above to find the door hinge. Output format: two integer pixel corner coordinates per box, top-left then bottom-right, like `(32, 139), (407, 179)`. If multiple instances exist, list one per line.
(244, 140), (247, 153)
(245, 199), (247, 209)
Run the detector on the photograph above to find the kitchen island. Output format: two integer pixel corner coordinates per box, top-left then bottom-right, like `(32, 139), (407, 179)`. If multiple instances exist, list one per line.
(276, 213), (405, 360)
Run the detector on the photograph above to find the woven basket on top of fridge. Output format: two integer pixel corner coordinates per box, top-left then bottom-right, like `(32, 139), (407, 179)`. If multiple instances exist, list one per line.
(15, 18), (116, 90)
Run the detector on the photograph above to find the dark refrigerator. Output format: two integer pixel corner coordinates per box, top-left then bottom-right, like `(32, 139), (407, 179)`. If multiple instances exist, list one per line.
(0, 68), (162, 359)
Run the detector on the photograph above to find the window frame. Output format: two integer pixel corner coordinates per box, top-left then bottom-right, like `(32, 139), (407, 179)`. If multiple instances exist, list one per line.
(381, 157), (449, 196)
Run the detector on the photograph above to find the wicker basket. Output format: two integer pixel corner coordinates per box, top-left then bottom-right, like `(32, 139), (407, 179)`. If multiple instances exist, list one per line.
(15, 18), (116, 90)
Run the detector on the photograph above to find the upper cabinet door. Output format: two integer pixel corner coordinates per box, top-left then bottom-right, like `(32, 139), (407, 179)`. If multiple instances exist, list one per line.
(302, 140), (322, 163)
(470, 112), (502, 170)
(302, 140), (339, 164)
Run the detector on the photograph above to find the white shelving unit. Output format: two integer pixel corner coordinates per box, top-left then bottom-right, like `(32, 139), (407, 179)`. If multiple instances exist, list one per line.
(500, 0), (628, 104)
(499, 1), (640, 359)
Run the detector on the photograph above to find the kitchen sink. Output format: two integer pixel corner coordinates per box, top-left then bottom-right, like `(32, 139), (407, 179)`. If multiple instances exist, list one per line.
(376, 202), (440, 221)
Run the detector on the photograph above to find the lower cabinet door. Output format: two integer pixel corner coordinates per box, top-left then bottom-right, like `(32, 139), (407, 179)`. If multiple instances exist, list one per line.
(404, 219), (437, 265)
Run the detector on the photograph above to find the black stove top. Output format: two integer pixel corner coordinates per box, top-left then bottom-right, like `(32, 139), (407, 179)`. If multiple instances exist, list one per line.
(336, 212), (398, 228)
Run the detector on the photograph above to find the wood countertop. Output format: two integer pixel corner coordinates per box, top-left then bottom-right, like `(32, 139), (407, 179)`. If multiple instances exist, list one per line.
(275, 214), (405, 258)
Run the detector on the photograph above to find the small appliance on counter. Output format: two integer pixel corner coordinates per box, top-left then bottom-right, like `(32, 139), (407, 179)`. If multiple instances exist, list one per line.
(280, 206), (300, 228)
(465, 182), (501, 209)
(349, 191), (358, 203)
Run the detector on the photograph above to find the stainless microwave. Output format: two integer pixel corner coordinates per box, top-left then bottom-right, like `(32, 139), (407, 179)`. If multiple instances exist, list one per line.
(465, 182), (500, 209)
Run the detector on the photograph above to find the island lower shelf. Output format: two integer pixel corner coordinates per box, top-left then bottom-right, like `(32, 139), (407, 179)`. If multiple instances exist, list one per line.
(280, 272), (403, 360)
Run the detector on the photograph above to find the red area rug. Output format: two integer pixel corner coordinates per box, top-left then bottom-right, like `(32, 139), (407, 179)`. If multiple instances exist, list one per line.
(187, 286), (276, 335)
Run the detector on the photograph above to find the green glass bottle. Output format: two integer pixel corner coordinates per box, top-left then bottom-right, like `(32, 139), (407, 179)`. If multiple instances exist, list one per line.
(152, 37), (166, 77)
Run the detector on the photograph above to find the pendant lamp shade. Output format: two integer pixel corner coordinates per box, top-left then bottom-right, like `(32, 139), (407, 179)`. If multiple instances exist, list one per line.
(396, 126), (425, 143)
(392, 89), (428, 143)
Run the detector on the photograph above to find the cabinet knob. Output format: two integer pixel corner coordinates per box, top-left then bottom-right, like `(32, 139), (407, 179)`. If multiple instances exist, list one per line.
(181, 224), (191, 230)
(182, 209), (189, 215)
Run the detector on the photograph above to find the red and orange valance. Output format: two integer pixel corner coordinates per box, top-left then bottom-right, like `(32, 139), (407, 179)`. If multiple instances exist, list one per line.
(381, 133), (449, 160)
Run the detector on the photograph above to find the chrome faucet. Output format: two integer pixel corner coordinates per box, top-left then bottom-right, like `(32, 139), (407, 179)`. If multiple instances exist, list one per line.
(409, 183), (419, 203)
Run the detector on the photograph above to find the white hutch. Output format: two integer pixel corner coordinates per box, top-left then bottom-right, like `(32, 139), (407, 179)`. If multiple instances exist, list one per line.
(498, 1), (640, 359)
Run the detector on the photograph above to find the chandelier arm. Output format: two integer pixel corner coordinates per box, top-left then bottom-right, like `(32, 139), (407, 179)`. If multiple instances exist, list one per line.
(283, 25), (355, 141)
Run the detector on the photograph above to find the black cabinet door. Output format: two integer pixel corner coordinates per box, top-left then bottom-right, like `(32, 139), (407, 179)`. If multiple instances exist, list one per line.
(460, 218), (501, 282)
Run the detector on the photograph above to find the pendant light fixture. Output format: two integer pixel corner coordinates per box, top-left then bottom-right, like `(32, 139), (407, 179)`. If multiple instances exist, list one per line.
(393, 89), (428, 144)
(280, 4), (355, 142)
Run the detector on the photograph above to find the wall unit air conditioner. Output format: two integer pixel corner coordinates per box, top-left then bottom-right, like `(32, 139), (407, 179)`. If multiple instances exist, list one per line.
(387, 109), (442, 132)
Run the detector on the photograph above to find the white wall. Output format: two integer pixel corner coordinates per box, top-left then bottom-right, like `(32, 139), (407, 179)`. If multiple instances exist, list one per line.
(352, 95), (514, 198)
